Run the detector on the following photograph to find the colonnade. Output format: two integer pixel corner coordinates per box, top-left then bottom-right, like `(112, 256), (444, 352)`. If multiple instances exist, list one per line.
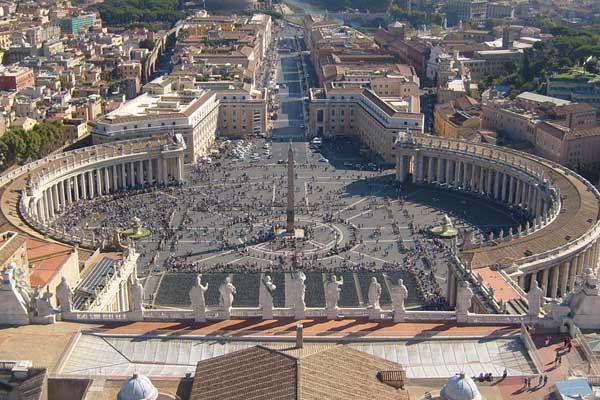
(396, 151), (550, 219)
(516, 241), (600, 298)
(30, 155), (183, 224)
(392, 134), (600, 302)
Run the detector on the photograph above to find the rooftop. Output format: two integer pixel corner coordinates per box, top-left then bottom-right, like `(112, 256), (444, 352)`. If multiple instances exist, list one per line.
(191, 345), (410, 400)
(516, 91), (571, 106)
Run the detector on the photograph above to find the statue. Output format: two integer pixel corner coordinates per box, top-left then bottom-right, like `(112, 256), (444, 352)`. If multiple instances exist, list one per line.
(368, 277), (382, 309)
(56, 277), (73, 313)
(292, 271), (306, 319)
(389, 277), (409, 322)
(33, 288), (57, 318)
(456, 281), (473, 314)
(325, 274), (343, 319)
(527, 279), (543, 317)
(189, 274), (208, 322)
(259, 275), (277, 320)
(128, 274), (144, 313)
(219, 276), (236, 318)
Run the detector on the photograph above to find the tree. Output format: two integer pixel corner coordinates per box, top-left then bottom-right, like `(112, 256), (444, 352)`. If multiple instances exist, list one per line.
(139, 38), (155, 51)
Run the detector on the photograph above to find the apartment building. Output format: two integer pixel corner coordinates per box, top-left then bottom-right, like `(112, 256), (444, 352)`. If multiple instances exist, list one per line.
(308, 84), (424, 162)
(434, 96), (481, 140)
(216, 89), (268, 138)
(92, 89), (219, 163)
(0, 66), (34, 92)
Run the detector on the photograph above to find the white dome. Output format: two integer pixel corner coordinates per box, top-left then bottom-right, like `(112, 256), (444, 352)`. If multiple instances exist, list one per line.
(117, 374), (159, 400)
(440, 373), (482, 400)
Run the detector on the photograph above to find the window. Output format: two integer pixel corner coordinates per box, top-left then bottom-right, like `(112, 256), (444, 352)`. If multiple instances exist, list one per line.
(172, 122), (176, 125)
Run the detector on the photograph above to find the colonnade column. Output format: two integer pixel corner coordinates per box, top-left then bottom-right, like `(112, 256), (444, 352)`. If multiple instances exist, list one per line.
(52, 184), (60, 212)
(494, 171), (500, 200)
(427, 157), (434, 183)
(541, 268), (549, 297)
(74, 175), (80, 201)
(104, 168), (111, 193)
(138, 160), (145, 186)
(568, 256), (579, 291)
(162, 159), (168, 184)
(129, 162), (135, 187)
(121, 164), (127, 189)
(80, 173), (87, 199)
(454, 161), (461, 187)
(148, 159), (154, 184)
(436, 157), (443, 183)
(559, 261), (569, 297)
(87, 171), (94, 198)
(66, 178), (73, 204)
(550, 265), (559, 298)
(58, 181), (65, 208)
(445, 159), (452, 185)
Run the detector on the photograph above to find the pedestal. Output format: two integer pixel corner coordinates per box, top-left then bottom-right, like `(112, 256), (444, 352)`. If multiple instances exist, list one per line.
(295, 304), (305, 320)
(326, 306), (338, 320)
(456, 311), (469, 323)
(368, 307), (381, 320)
(194, 310), (207, 323)
(128, 310), (144, 322)
(262, 305), (273, 320)
(220, 308), (232, 320)
(393, 310), (406, 323)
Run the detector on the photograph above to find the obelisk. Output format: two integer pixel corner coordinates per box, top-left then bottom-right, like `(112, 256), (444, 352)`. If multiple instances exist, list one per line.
(286, 144), (295, 234)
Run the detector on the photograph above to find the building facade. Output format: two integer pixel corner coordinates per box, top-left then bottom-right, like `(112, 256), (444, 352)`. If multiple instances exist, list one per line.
(92, 90), (219, 163)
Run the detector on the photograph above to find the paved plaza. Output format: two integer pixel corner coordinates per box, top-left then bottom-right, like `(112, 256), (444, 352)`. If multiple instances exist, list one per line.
(50, 138), (526, 310)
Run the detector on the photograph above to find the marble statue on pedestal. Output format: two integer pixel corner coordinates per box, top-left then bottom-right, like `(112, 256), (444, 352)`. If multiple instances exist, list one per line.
(527, 279), (543, 317)
(368, 277), (382, 309)
(0, 263), (30, 325)
(259, 275), (277, 320)
(32, 287), (57, 322)
(129, 275), (144, 313)
(389, 277), (409, 322)
(219, 277), (236, 319)
(325, 274), (343, 320)
(456, 281), (473, 314)
(189, 274), (208, 322)
(56, 277), (73, 313)
(552, 268), (600, 330)
(368, 277), (382, 319)
(292, 271), (306, 319)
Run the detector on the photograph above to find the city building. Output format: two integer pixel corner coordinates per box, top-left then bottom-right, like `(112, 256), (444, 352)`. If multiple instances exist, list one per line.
(92, 89), (219, 163)
(216, 89), (268, 138)
(304, 16), (397, 87)
(547, 69), (600, 108)
(445, 0), (489, 26)
(0, 65), (34, 92)
(309, 83), (424, 162)
(481, 92), (600, 165)
(434, 96), (481, 140)
(56, 13), (96, 35)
